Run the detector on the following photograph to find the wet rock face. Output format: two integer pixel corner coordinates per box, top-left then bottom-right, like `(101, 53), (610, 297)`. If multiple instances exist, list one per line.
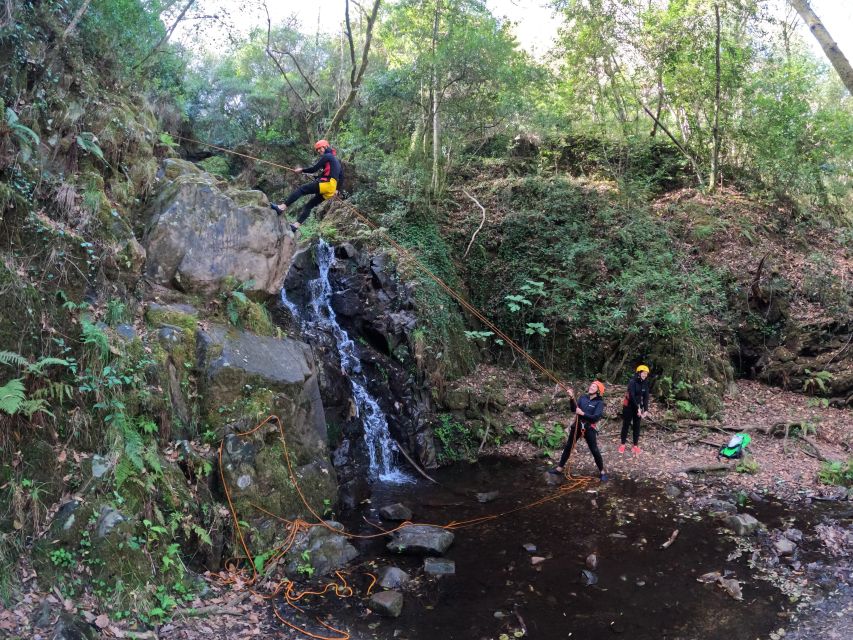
(144, 159), (295, 296)
(279, 241), (438, 482)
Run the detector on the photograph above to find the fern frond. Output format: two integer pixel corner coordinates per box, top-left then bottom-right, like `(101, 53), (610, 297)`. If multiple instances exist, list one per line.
(123, 429), (145, 471)
(27, 357), (70, 375)
(0, 378), (26, 415)
(114, 458), (135, 489)
(192, 524), (213, 547)
(81, 320), (110, 361)
(19, 399), (52, 418)
(143, 445), (162, 477)
(0, 351), (28, 368)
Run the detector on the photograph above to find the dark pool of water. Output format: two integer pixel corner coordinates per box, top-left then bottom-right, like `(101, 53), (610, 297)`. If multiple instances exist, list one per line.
(290, 458), (801, 639)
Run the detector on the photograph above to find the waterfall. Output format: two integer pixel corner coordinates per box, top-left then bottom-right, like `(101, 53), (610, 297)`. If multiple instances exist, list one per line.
(285, 240), (409, 483)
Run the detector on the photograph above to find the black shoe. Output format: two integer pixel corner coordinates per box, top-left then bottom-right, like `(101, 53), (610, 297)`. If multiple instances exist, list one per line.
(289, 223), (300, 233)
(547, 467), (562, 475)
(271, 203), (282, 215)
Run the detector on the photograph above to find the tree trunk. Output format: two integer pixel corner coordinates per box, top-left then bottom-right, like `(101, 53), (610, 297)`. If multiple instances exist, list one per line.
(709, 3), (721, 193)
(430, 0), (442, 195)
(62, 0), (92, 40)
(789, 0), (853, 94)
(325, 0), (382, 137)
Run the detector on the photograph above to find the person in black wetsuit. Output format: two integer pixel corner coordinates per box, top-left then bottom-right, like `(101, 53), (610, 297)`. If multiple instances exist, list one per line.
(272, 139), (342, 233)
(620, 364), (650, 455)
(548, 380), (608, 481)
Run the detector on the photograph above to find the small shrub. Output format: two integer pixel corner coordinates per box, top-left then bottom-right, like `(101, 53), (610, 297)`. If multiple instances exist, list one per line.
(818, 460), (853, 487)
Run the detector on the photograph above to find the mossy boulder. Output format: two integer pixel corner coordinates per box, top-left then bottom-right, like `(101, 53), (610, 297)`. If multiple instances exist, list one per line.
(143, 165), (295, 296)
(198, 325), (337, 545)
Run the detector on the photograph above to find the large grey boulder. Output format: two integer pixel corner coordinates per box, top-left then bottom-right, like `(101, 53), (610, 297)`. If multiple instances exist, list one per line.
(387, 525), (454, 555)
(202, 325), (337, 541)
(144, 160), (294, 296)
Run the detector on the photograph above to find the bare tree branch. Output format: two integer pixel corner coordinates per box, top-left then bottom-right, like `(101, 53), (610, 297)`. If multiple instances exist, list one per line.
(133, 0), (197, 70)
(263, 3), (319, 117)
(325, 0), (382, 137)
(61, 0), (91, 39)
(461, 189), (486, 258)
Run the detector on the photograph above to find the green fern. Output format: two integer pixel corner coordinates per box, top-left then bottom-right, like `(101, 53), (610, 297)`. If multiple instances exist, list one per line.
(123, 428), (145, 471)
(192, 524), (213, 547)
(81, 320), (110, 362)
(114, 457), (135, 489)
(19, 398), (52, 418)
(3, 103), (40, 162)
(0, 378), (26, 415)
(75, 132), (107, 164)
(0, 351), (28, 368)
(27, 357), (70, 375)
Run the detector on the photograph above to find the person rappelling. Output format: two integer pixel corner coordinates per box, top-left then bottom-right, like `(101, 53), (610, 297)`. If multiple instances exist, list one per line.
(548, 381), (608, 482)
(619, 364), (650, 455)
(271, 139), (342, 233)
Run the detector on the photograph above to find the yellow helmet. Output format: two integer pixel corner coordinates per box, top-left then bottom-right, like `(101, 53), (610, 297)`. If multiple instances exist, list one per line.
(636, 364), (650, 373)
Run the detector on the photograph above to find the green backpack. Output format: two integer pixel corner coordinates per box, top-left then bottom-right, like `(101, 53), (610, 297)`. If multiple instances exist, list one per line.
(718, 433), (751, 459)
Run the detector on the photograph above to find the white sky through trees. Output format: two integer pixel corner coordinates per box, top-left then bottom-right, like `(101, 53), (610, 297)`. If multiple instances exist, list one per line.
(175, 1), (852, 71)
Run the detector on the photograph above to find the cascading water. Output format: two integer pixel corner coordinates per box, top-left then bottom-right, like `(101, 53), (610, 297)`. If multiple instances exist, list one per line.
(285, 240), (409, 483)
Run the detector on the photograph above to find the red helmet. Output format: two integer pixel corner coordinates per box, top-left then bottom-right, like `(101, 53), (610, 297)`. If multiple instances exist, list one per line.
(314, 139), (330, 151)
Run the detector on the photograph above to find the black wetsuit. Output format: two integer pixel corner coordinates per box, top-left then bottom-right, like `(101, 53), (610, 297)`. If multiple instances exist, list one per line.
(620, 374), (650, 446)
(558, 394), (605, 471)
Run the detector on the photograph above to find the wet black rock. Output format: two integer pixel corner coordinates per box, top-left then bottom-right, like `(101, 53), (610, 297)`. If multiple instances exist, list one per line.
(370, 590), (404, 618)
(379, 503), (413, 521)
(424, 557), (456, 576)
(387, 525), (454, 555)
(581, 569), (598, 586)
(476, 491), (500, 504)
(378, 566), (410, 589)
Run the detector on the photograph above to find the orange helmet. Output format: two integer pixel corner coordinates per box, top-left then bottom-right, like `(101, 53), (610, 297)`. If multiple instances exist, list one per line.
(314, 139), (330, 151)
(592, 380), (605, 396)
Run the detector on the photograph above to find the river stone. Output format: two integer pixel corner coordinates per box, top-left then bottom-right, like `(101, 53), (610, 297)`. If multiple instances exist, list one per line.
(115, 324), (136, 341)
(378, 566), (410, 589)
(543, 471), (564, 486)
(664, 484), (681, 498)
(370, 590), (403, 618)
(774, 537), (797, 556)
(143, 167), (294, 296)
(95, 506), (125, 539)
(522, 543), (537, 553)
(706, 499), (737, 515)
(476, 491), (500, 504)
(423, 557), (456, 576)
(379, 503), (413, 521)
(784, 528), (803, 543)
(285, 522), (359, 578)
(725, 513), (760, 536)
(387, 525), (454, 555)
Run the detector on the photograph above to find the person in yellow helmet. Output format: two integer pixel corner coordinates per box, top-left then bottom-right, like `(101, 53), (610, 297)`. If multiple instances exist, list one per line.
(272, 139), (342, 233)
(549, 380), (608, 481)
(619, 364), (650, 455)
